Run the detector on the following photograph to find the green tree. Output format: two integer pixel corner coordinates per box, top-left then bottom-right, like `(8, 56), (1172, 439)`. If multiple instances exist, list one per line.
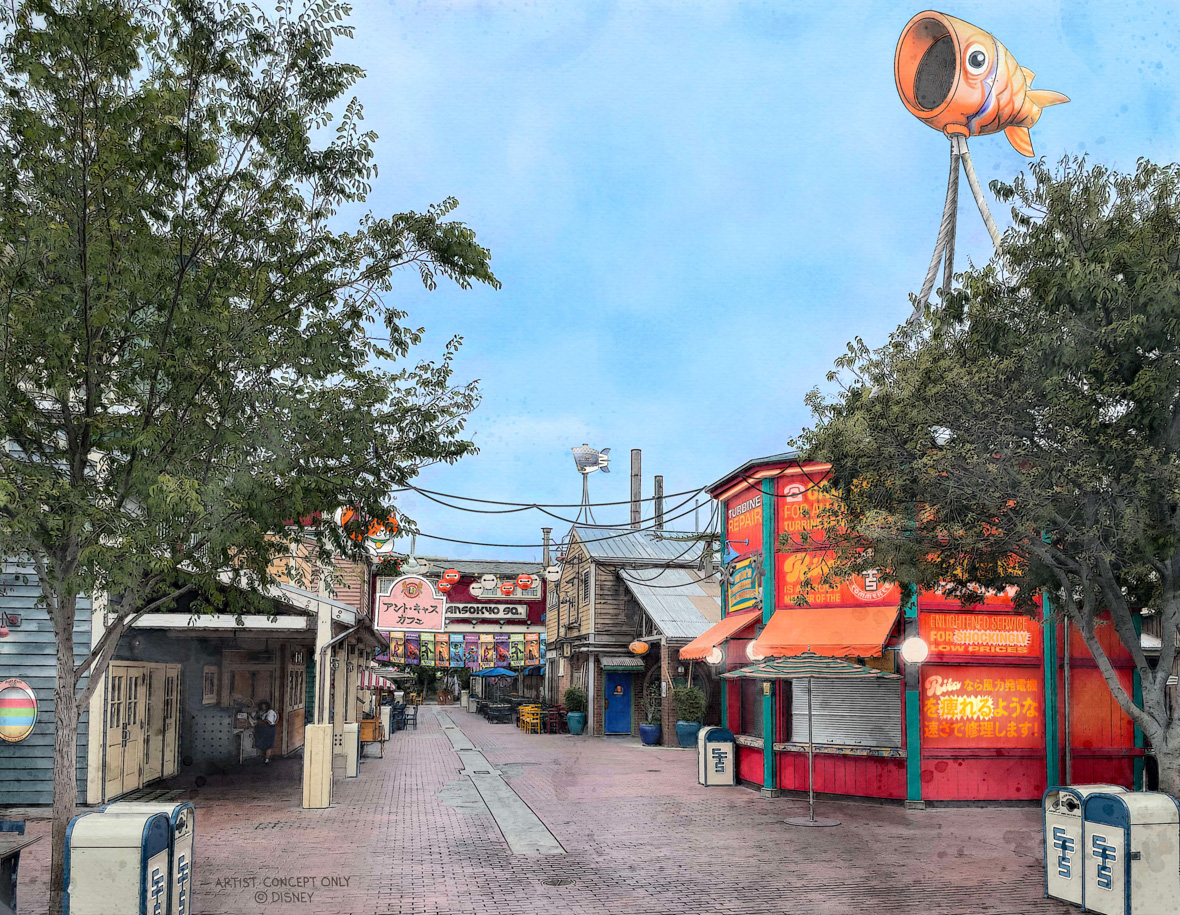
(0, 2), (498, 910)
(799, 158), (1180, 794)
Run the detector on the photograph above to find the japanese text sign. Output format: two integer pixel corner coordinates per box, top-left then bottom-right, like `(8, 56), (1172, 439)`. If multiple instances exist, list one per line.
(375, 575), (445, 632)
(921, 665), (1043, 749)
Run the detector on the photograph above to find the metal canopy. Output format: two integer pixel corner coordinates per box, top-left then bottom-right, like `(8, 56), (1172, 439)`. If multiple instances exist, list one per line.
(722, 652), (900, 681)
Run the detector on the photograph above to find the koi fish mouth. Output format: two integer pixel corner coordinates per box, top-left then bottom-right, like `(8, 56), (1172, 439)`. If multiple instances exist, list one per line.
(914, 32), (956, 110)
(896, 15), (959, 114)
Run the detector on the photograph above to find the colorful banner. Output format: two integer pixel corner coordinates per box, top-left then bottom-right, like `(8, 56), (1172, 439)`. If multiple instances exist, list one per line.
(777, 550), (898, 608)
(921, 665), (1043, 749)
(728, 555), (760, 614)
(525, 632), (540, 665)
(374, 575), (446, 632)
(405, 633), (420, 666)
(494, 634), (510, 666)
(420, 633), (435, 667)
(435, 634), (450, 667)
(450, 633), (464, 668)
(920, 612), (1041, 659)
(539, 632), (546, 664)
(509, 634), (526, 667)
(390, 633), (404, 664)
(777, 472), (835, 550)
(479, 634), (495, 668)
(724, 482), (763, 557)
(464, 634), (480, 670)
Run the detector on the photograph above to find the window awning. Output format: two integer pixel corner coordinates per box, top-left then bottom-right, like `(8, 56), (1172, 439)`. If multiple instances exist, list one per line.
(757, 606), (899, 658)
(357, 669), (398, 690)
(679, 609), (761, 661)
(600, 655), (645, 671)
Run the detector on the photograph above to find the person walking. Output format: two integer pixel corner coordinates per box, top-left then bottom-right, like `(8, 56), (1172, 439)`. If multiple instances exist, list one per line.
(253, 700), (278, 764)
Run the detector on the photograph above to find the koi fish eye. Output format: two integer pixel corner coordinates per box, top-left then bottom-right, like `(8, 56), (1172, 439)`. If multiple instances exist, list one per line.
(965, 44), (988, 75)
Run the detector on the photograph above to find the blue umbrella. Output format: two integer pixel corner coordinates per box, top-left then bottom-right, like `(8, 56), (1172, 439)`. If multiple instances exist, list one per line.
(470, 667), (516, 677)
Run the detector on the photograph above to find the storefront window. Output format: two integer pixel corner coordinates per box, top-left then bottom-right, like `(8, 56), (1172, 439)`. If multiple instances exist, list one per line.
(739, 678), (763, 738)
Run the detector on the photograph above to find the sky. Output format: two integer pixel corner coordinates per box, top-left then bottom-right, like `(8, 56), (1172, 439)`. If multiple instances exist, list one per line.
(338, 0), (1180, 561)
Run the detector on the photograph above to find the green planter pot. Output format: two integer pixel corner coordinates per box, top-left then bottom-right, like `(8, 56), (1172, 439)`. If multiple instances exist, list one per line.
(675, 721), (701, 748)
(566, 711), (586, 735)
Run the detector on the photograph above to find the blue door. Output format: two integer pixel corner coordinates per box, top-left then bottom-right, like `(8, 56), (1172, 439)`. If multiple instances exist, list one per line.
(604, 673), (632, 734)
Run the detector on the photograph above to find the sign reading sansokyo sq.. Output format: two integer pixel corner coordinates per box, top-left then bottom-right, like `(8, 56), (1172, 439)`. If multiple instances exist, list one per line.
(374, 575), (445, 632)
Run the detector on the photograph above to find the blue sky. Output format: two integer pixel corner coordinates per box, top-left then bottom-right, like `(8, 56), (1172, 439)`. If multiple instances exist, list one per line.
(342, 1), (1180, 560)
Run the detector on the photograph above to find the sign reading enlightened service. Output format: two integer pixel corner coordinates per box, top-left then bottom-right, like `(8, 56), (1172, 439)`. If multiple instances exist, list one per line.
(919, 611), (1041, 659)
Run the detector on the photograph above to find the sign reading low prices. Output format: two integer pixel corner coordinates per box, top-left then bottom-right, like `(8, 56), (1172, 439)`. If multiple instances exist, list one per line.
(921, 665), (1043, 749)
(919, 611), (1041, 659)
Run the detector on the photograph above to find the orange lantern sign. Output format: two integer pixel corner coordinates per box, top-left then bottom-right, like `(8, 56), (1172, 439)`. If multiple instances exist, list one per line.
(437, 581), (453, 593)
(628, 640), (650, 656)
(516, 574), (535, 591)
(442, 569), (461, 584)
(499, 582), (516, 596)
(338, 506), (399, 543)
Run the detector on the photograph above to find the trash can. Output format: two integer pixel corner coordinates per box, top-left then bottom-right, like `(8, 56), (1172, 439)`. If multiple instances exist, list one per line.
(696, 726), (736, 786)
(343, 721), (360, 777)
(460, 688), (469, 709)
(104, 802), (196, 915)
(64, 810), (171, 915)
(1082, 791), (1180, 915)
(1043, 784), (1126, 906)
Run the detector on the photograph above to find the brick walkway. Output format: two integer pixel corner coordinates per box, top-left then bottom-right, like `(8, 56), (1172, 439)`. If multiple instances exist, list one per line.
(15, 706), (1071, 915)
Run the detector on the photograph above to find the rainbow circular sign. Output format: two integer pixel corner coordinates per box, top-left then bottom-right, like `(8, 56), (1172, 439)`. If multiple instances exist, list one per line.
(0, 678), (38, 743)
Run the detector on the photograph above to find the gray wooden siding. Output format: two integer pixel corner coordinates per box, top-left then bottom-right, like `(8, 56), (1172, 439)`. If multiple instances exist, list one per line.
(0, 563), (92, 805)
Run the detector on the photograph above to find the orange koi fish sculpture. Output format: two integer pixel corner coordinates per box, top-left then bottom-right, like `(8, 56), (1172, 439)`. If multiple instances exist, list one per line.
(895, 11), (1068, 156)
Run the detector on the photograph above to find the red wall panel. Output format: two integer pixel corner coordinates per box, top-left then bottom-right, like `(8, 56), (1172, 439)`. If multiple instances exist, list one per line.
(737, 745), (763, 786)
(1071, 755), (1134, 788)
(921, 754), (1045, 801)
(1064, 667), (1134, 751)
(776, 751), (906, 799)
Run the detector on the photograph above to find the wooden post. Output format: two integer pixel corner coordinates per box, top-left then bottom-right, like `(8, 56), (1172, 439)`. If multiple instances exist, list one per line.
(630, 450), (642, 529)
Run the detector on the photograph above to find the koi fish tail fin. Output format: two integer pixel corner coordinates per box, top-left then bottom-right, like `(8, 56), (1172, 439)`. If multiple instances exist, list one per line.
(1021, 67), (1035, 84)
(1027, 89), (1069, 108)
(1005, 126), (1035, 157)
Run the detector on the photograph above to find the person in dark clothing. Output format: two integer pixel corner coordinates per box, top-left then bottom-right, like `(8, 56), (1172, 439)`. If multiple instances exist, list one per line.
(253, 700), (278, 764)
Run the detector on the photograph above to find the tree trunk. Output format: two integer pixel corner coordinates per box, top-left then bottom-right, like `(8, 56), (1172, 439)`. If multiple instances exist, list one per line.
(49, 594), (78, 915)
(1157, 743), (1180, 798)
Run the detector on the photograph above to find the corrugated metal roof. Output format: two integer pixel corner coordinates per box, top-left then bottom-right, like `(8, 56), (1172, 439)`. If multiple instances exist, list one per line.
(574, 526), (710, 564)
(619, 568), (723, 641)
(600, 655), (646, 671)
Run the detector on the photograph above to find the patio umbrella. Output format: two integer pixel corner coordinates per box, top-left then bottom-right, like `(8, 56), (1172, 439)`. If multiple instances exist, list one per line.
(723, 652), (901, 828)
(470, 667), (516, 677)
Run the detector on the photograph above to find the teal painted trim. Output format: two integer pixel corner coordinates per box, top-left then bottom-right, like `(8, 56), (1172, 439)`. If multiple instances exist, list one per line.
(720, 496), (729, 732)
(762, 690), (775, 789)
(1042, 592), (1060, 788)
(761, 479), (774, 625)
(1132, 612), (1144, 790)
(905, 689), (921, 800)
(903, 583), (918, 620)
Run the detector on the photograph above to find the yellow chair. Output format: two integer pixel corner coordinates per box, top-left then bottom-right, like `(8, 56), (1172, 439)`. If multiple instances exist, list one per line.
(519, 706), (541, 735)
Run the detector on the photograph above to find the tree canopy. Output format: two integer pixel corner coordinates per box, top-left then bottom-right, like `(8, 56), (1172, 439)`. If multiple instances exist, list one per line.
(798, 157), (1180, 790)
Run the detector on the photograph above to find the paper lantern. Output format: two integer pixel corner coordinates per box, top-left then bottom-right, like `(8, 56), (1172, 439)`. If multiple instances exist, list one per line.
(628, 640), (649, 656)
(516, 573), (535, 590)
(500, 581), (516, 596)
(706, 647), (723, 665)
(442, 568), (461, 584)
(544, 565), (561, 584)
(337, 506), (399, 543)
(437, 581), (453, 593)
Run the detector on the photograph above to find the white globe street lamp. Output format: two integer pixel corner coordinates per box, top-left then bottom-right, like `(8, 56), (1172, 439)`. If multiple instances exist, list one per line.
(900, 636), (929, 664)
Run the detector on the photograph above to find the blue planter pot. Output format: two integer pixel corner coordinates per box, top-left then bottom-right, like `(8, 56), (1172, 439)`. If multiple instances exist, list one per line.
(639, 723), (661, 746)
(566, 711), (586, 735)
(675, 721), (700, 748)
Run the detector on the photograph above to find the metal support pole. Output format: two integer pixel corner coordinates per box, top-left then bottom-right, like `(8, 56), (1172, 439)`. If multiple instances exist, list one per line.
(807, 677), (815, 823)
(1063, 617), (1072, 785)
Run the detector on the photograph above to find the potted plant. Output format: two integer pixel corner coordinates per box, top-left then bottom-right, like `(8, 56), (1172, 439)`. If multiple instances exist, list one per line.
(563, 686), (588, 735)
(673, 685), (706, 748)
(639, 684), (662, 746)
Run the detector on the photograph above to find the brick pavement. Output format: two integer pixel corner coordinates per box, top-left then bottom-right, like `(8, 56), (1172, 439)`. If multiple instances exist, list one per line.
(14, 706), (1073, 915)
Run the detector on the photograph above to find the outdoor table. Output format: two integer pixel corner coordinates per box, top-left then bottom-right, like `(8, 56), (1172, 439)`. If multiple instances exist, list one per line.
(1, 833), (41, 915)
(358, 717), (386, 757)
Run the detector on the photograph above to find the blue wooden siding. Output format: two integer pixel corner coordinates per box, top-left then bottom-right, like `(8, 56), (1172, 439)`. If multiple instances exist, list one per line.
(0, 560), (91, 805)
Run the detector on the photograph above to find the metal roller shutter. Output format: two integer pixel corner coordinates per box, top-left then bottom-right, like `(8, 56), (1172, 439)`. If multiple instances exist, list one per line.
(791, 679), (902, 748)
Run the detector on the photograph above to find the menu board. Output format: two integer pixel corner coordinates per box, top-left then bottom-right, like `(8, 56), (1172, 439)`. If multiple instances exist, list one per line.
(921, 665), (1042, 749)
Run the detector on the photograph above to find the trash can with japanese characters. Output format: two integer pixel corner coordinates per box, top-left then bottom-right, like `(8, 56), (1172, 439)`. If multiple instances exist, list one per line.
(105, 801), (196, 915)
(1043, 784), (1126, 906)
(697, 726), (736, 786)
(64, 810), (171, 915)
(1081, 791), (1180, 915)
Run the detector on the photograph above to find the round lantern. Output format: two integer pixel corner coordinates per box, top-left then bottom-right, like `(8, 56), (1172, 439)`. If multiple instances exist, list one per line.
(516, 573), (535, 591)
(900, 636), (930, 664)
(480, 574), (499, 593)
(500, 581), (516, 596)
(337, 506), (399, 543)
(746, 640), (765, 662)
(442, 568), (461, 584)
(628, 639), (649, 656)
(706, 646), (723, 665)
(437, 580), (453, 593)
(544, 565), (561, 584)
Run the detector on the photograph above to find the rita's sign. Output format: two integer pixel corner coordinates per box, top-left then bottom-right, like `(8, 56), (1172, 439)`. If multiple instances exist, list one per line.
(921, 666), (1043, 749)
(374, 576), (445, 632)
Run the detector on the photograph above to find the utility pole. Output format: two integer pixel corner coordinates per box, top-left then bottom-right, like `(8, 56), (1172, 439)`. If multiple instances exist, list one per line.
(654, 475), (664, 530)
(630, 449), (642, 529)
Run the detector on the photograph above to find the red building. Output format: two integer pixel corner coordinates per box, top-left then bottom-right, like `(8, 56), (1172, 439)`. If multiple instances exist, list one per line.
(682, 454), (1141, 804)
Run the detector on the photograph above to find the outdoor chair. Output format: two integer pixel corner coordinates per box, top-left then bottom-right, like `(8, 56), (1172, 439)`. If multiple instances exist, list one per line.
(403, 705), (418, 729)
(519, 706), (541, 735)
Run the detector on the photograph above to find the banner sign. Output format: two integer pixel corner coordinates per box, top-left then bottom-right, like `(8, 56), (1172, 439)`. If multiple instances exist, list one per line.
(405, 632), (420, 666)
(479, 634), (494, 668)
(494, 634), (510, 666)
(509, 634), (526, 666)
(436, 634), (451, 667)
(777, 473), (834, 550)
(920, 612), (1041, 659)
(464, 634), (479, 669)
(921, 665), (1043, 749)
(375, 576), (445, 632)
(390, 633), (404, 664)
(728, 555), (760, 614)
(420, 633), (435, 667)
(445, 603), (529, 620)
(778, 550), (898, 607)
(725, 483), (763, 557)
(539, 633), (546, 664)
(525, 633), (540, 665)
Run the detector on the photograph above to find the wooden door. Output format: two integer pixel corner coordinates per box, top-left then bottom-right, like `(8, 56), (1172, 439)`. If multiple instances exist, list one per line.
(104, 666), (127, 799)
(141, 665), (163, 783)
(162, 664), (180, 777)
(122, 666), (145, 793)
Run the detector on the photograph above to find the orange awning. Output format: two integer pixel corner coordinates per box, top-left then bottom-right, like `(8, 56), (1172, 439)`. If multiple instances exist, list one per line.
(680, 609), (761, 661)
(757, 605), (899, 658)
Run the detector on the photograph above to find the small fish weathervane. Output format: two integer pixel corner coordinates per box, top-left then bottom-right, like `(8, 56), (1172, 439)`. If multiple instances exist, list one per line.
(571, 444), (611, 475)
(895, 11), (1068, 156)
